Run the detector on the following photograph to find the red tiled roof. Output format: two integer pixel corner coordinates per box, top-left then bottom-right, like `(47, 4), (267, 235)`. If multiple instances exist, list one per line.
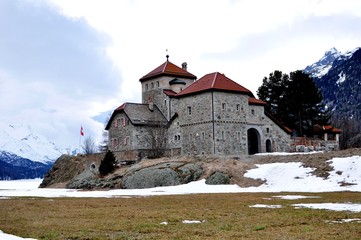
(249, 97), (266, 106)
(314, 124), (342, 134)
(115, 103), (126, 111)
(176, 72), (254, 97)
(163, 89), (177, 96)
(140, 60), (196, 82)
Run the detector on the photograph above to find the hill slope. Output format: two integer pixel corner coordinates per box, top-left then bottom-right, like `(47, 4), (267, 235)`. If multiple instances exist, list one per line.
(40, 148), (361, 190)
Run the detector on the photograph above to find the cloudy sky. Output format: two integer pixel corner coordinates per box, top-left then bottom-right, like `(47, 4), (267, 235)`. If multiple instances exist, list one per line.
(0, 0), (360, 149)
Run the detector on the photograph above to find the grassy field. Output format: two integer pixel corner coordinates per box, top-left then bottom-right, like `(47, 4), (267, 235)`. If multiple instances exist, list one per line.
(0, 192), (360, 239)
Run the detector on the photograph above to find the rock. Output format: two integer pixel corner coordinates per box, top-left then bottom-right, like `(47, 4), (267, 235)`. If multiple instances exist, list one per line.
(66, 168), (98, 189)
(176, 163), (204, 183)
(123, 166), (181, 189)
(123, 162), (203, 189)
(206, 172), (230, 185)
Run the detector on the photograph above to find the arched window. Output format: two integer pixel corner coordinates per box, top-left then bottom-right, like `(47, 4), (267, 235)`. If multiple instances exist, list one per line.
(266, 139), (272, 152)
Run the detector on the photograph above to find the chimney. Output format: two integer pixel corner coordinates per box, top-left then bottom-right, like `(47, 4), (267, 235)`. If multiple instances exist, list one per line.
(182, 62), (187, 71)
(149, 101), (154, 111)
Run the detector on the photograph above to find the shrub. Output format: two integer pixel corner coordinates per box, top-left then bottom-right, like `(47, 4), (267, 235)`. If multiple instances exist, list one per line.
(99, 150), (116, 176)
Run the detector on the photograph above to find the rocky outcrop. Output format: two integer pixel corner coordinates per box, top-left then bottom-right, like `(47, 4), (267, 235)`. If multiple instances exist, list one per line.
(40, 154), (204, 189)
(40, 153), (105, 188)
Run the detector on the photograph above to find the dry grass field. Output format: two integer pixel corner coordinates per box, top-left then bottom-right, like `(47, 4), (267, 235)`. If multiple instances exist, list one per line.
(1, 192), (360, 239)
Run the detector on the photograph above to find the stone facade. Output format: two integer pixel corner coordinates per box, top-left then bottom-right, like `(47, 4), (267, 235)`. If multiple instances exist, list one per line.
(106, 59), (296, 160)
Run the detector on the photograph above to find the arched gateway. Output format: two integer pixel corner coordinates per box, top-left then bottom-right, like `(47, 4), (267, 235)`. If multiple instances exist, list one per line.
(247, 128), (260, 155)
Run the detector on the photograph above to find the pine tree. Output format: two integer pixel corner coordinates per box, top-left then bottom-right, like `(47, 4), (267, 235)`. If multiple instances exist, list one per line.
(257, 70), (288, 116)
(99, 150), (116, 176)
(257, 70), (330, 136)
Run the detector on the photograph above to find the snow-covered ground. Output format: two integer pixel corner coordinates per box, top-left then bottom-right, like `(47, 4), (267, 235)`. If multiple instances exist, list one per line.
(1, 155), (361, 239)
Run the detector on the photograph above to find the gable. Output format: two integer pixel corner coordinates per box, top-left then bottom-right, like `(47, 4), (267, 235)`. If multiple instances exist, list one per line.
(105, 103), (167, 130)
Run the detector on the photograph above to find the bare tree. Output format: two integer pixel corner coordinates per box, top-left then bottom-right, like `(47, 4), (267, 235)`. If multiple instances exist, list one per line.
(98, 112), (111, 153)
(98, 130), (109, 153)
(331, 115), (361, 149)
(82, 136), (97, 154)
(144, 125), (167, 159)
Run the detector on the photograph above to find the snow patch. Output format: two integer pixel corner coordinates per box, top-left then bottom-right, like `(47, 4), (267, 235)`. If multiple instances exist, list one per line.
(249, 204), (283, 209)
(182, 220), (204, 224)
(0, 230), (36, 240)
(325, 218), (361, 224)
(293, 203), (361, 213)
(272, 195), (321, 200)
(336, 71), (346, 85)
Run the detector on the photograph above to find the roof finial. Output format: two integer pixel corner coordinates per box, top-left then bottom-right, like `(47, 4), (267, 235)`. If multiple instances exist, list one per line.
(166, 49), (169, 61)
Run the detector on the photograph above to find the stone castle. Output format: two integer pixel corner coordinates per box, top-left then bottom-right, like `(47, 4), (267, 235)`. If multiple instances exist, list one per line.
(105, 57), (339, 160)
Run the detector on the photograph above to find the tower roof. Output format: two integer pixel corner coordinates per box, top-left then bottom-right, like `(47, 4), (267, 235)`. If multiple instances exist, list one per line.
(176, 72), (254, 97)
(140, 60), (196, 82)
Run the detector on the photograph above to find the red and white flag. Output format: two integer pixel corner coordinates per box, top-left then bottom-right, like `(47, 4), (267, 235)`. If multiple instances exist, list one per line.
(80, 126), (84, 136)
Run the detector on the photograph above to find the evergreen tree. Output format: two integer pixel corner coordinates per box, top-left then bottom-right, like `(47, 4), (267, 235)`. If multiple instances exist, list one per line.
(99, 150), (116, 176)
(257, 70), (288, 116)
(257, 70), (330, 136)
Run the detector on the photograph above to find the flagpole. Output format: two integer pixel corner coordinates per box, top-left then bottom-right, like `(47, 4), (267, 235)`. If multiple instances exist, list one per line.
(78, 132), (81, 155)
(79, 126), (84, 154)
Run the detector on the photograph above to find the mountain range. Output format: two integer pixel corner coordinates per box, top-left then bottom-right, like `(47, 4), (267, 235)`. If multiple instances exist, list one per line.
(304, 47), (361, 120)
(0, 123), (64, 180)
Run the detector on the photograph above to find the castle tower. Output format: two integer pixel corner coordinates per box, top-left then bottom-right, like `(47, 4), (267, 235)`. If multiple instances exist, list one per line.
(139, 56), (196, 119)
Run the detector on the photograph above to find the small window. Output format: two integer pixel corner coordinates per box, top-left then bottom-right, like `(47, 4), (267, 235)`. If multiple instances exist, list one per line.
(222, 103), (226, 110)
(201, 132), (205, 141)
(187, 106), (192, 115)
(157, 81), (160, 87)
(189, 133), (193, 140)
(151, 82), (154, 89)
(145, 84), (148, 91)
(236, 104), (240, 111)
(120, 117), (126, 127)
(237, 131), (241, 141)
(178, 135), (181, 141)
(251, 109), (255, 115)
(221, 131), (225, 140)
(174, 135), (177, 141)
(111, 138), (118, 148)
(266, 128), (270, 133)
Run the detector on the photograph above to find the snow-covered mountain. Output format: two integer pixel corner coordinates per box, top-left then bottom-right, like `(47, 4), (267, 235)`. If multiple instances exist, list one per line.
(304, 47), (361, 119)
(0, 123), (64, 164)
(304, 47), (341, 78)
(0, 151), (52, 180)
